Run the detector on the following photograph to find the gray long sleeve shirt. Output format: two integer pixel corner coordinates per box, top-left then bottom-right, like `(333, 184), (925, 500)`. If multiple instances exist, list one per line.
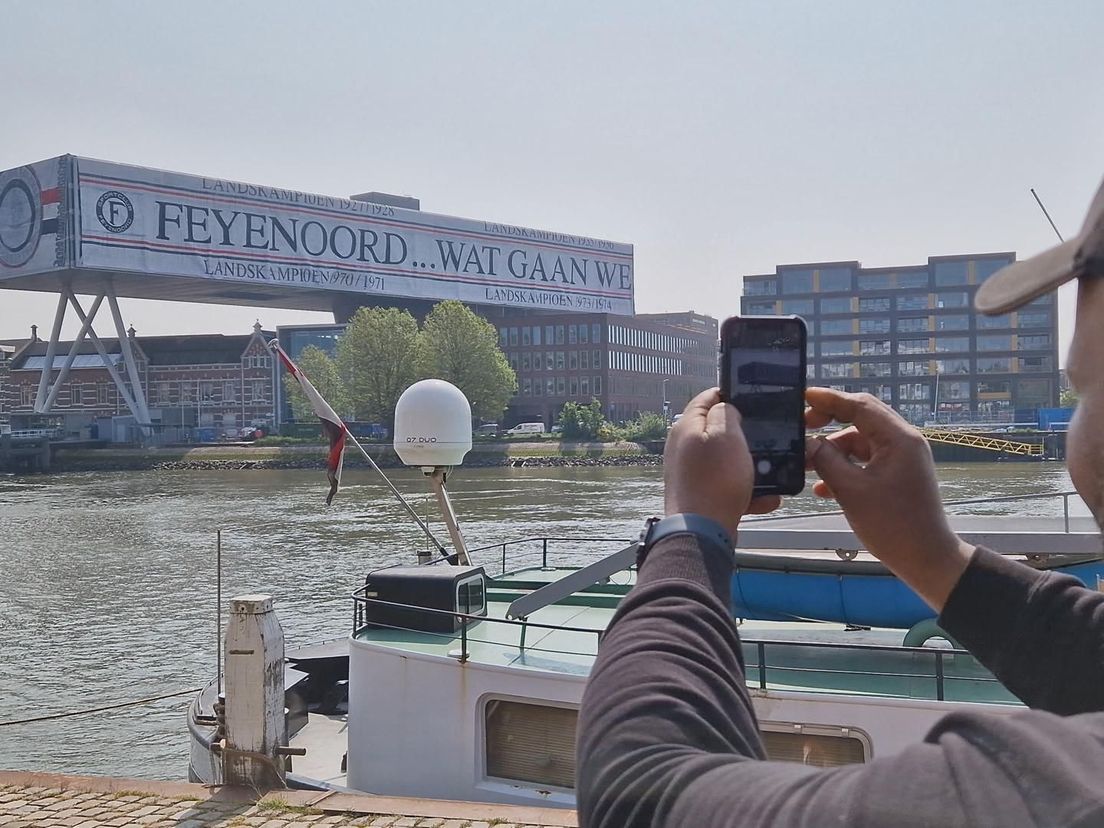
(576, 536), (1104, 827)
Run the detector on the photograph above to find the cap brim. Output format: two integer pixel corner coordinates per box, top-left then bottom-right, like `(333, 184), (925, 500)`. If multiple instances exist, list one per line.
(974, 237), (1082, 315)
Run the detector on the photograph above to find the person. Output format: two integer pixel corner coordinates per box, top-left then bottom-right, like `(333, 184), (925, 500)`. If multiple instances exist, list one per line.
(577, 176), (1104, 827)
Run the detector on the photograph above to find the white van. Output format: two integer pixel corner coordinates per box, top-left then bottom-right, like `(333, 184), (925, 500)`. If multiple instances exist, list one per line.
(505, 422), (545, 436)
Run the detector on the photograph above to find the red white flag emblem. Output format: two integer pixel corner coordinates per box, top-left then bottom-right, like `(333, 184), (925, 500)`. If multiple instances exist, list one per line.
(269, 341), (347, 506)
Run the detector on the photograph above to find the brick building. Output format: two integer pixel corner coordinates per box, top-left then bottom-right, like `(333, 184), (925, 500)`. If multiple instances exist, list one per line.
(0, 344), (13, 431)
(6, 323), (276, 441)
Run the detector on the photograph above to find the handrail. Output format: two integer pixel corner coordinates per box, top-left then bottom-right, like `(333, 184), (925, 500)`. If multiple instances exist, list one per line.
(349, 588), (1010, 703)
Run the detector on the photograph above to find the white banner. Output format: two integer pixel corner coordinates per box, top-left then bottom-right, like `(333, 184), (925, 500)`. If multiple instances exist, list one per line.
(0, 156), (72, 276)
(72, 158), (634, 314)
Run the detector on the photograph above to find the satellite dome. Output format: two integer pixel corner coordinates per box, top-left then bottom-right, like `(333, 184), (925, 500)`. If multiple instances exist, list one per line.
(393, 379), (473, 467)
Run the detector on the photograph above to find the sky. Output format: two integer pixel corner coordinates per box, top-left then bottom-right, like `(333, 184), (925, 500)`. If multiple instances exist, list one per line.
(2, 1), (1102, 362)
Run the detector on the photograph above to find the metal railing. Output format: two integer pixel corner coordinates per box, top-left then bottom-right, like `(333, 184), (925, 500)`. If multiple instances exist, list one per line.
(349, 589), (1012, 704)
(748, 489), (1085, 534)
(464, 535), (632, 575)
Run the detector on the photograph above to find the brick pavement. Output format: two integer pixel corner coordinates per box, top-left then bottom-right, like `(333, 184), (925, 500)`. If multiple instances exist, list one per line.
(0, 772), (576, 828)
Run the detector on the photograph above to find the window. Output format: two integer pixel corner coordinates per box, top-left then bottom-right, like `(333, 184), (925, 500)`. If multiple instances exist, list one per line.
(933, 260), (969, 286)
(899, 361), (929, 376)
(200, 381), (214, 401)
(744, 300), (776, 315)
(978, 314), (1012, 330)
(857, 273), (893, 291)
(896, 294), (929, 310)
(593, 350), (601, 369)
(898, 317), (928, 333)
(780, 269), (814, 294)
(532, 326), (542, 346)
(821, 362), (852, 378)
(534, 379), (543, 396)
(899, 382), (931, 401)
(580, 377), (590, 396)
(1018, 311), (1051, 328)
(555, 326), (565, 345)
(935, 292), (968, 309)
(818, 267), (852, 292)
(546, 378), (555, 396)
(781, 299), (814, 315)
(898, 339), (929, 355)
(821, 319), (852, 335)
(859, 340), (890, 356)
(898, 272), (930, 289)
(544, 325), (555, 346)
(594, 376), (602, 394)
(592, 323), (601, 344)
(97, 384), (110, 405)
(977, 357), (1011, 373)
(819, 297), (851, 314)
(821, 341), (854, 356)
(936, 359), (970, 374)
(569, 377), (579, 396)
(521, 378), (532, 396)
(860, 362), (891, 377)
(859, 319), (890, 334)
(568, 351), (578, 370)
(976, 258), (1013, 283)
(1017, 378), (1051, 404)
(499, 328), (508, 348)
(934, 337), (969, 353)
(509, 328), (518, 346)
(521, 353), (531, 371)
(20, 385), (34, 407)
(546, 351), (555, 370)
(745, 278), (777, 296)
(580, 350), (590, 370)
(568, 325), (577, 345)
(508, 354), (519, 372)
(556, 377), (565, 395)
(977, 380), (1011, 395)
(579, 325), (589, 344)
(457, 576), (485, 616)
(533, 353), (543, 371)
(1018, 334), (1051, 350)
(934, 315), (968, 331)
(858, 297), (891, 313)
(252, 380), (266, 401)
(1018, 356), (1053, 372)
(485, 700), (577, 789)
(522, 327), (531, 346)
(940, 380), (971, 400)
(977, 335), (1013, 351)
(556, 352), (565, 370)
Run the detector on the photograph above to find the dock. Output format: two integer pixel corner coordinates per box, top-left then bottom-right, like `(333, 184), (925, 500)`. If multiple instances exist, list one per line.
(0, 771), (576, 827)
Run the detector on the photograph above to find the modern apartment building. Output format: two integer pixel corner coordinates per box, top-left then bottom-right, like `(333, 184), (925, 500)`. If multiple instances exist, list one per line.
(741, 253), (1060, 423)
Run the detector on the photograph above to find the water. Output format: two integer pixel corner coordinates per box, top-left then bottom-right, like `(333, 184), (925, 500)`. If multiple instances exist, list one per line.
(0, 463), (1081, 780)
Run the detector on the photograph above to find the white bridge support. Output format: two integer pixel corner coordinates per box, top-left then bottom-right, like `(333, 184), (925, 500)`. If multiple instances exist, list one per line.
(32, 281), (152, 430)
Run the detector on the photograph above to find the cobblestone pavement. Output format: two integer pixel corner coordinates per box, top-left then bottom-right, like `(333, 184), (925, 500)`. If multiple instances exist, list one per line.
(0, 774), (576, 828)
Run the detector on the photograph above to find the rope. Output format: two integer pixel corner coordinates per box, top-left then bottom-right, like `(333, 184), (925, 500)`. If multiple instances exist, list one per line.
(0, 687), (201, 727)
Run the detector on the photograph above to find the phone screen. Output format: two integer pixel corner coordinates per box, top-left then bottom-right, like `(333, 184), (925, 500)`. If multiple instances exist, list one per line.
(721, 316), (806, 495)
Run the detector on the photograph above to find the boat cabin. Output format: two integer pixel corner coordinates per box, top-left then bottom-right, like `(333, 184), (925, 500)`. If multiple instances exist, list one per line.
(359, 565), (487, 634)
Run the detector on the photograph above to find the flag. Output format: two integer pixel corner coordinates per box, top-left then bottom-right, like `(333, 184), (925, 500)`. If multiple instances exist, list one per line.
(270, 341), (347, 506)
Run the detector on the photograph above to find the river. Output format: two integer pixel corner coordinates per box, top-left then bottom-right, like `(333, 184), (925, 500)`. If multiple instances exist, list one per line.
(0, 463), (1083, 780)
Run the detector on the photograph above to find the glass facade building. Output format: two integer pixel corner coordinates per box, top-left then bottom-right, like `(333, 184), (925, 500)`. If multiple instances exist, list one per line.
(741, 253), (1060, 423)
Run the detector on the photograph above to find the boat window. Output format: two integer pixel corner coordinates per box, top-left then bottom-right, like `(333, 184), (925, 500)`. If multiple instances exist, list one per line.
(759, 723), (870, 767)
(484, 699), (577, 789)
(457, 576), (485, 617)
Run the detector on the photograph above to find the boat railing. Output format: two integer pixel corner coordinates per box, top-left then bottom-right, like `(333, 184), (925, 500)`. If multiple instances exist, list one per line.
(349, 590), (1011, 704)
(747, 489), (1086, 534)
(463, 536), (632, 575)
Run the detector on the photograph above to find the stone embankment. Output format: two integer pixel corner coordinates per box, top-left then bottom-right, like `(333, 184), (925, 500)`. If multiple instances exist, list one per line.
(0, 771), (576, 827)
(49, 441), (664, 474)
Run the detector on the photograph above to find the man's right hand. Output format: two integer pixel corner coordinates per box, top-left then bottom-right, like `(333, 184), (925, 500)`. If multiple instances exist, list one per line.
(804, 387), (974, 611)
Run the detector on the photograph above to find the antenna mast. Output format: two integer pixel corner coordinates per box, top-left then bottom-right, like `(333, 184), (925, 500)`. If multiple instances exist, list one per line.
(1030, 188), (1065, 242)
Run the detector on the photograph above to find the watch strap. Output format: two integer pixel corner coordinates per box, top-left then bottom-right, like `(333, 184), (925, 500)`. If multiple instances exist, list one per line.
(637, 513), (733, 567)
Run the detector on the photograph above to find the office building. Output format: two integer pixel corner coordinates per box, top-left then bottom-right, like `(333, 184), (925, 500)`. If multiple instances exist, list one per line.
(741, 253), (1059, 423)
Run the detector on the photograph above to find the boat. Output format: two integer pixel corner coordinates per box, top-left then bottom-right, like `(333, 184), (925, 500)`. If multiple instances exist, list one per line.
(186, 378), (1100, 806)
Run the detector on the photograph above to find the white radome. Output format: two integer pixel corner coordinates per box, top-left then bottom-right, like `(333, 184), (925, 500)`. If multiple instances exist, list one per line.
(393, 379), (473, 467)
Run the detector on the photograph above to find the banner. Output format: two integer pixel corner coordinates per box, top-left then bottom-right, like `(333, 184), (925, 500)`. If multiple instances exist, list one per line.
(71, 158), (634, 315)
(0, 156), (72, 277)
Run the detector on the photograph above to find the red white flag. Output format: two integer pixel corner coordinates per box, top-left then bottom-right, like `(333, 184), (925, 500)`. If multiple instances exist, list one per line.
(270, 341), (347, 506)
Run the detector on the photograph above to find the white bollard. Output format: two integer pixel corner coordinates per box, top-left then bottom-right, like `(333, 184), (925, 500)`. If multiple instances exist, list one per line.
(223, 594), (286, 789)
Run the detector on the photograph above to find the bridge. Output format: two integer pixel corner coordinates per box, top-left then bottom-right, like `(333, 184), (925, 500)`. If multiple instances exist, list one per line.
(918, 428), (1044, 458)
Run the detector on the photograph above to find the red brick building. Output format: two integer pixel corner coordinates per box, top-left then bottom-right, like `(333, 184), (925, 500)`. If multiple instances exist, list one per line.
(5, 323), (276, 441)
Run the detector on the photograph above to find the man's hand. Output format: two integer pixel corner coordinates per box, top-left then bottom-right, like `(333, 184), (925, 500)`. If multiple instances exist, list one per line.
(664, 388), (780, 539)
(805, 387), (974, 611)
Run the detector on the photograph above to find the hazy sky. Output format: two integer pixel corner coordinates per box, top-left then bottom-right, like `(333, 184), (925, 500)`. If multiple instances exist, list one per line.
(2, 1), (1102, 362)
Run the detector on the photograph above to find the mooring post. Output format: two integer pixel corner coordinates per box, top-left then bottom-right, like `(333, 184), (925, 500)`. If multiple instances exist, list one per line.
(223, 594), (286, 789)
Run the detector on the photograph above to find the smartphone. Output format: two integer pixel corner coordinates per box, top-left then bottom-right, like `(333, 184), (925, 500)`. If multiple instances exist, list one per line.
(719, 315), (807, 496)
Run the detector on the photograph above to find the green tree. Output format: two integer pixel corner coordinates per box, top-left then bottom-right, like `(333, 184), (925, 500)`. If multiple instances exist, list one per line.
(621, 411), (669, 442)
(558, 399), (605, 440)
(1060, 388), (1079, 408)
(417, 300), (517, 422)
(284, 345), (349, 421)
(336, 306), (423, 430)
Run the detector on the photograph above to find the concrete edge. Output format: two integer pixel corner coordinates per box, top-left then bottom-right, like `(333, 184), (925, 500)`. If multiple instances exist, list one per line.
(0, 771), (579, 825)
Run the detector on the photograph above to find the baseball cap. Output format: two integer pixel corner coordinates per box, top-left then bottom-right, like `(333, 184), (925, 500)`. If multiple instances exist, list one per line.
(975, 175), (1104, 315)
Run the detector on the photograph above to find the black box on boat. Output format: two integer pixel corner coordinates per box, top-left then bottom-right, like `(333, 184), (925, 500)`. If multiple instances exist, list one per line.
(360, 565), (487, 634)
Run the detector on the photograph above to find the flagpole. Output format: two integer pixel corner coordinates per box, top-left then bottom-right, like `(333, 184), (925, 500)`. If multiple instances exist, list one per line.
(343, 430), (449, 556)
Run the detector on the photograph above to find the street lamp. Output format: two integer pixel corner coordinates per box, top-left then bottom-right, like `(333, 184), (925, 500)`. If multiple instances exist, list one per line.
(662, 378), (670, 423)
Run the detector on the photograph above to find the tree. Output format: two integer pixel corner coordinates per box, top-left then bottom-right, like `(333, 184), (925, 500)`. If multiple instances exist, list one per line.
(417, 300), (517, 423)
(559, 399), (605, 440)
(336, 306), (423, 430)
(1060, 388), (1079, 408)
(621, 411), (668, 442)
(284, 345), (349, 421)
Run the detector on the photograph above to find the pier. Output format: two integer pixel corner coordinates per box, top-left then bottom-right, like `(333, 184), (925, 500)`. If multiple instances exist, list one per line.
(0, 431), (52, 474)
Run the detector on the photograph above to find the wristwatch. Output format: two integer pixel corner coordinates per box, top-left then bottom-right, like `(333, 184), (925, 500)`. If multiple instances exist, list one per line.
(637, 513), (734, 567)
